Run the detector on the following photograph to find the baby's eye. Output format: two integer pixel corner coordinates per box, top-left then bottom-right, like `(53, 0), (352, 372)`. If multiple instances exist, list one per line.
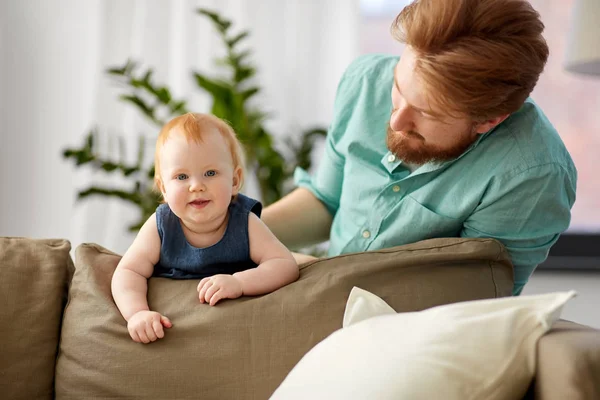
(176, 174), (188, 181)
(205, 170), (217, 177)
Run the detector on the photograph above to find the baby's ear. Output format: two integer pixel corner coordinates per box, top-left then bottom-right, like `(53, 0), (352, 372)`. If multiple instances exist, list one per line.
(155, 179), (166, 197)
(232, 166), (243, 194)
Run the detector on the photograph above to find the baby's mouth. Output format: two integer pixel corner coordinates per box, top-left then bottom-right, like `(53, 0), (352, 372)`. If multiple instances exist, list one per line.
(189, 199), (210, 208)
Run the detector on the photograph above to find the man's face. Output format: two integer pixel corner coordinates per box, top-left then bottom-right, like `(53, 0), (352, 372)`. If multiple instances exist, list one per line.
(387, 46), (480, 165)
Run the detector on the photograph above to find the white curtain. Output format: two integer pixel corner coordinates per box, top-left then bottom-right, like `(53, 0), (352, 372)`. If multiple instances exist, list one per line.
(0, 0), (360, 254)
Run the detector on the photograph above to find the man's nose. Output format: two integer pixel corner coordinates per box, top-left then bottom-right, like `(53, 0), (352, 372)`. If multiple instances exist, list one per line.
(389, 105), (413, 132)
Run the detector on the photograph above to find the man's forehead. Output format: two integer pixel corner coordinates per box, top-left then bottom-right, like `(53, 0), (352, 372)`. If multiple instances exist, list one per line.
(394, 46), (417, 78)
(394, 51), (457, 120)
(393, 56), (431, 110)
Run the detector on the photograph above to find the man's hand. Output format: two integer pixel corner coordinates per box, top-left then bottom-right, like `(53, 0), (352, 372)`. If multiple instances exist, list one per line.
(127, 310), (172, 343)
(197, 274), (243, 306)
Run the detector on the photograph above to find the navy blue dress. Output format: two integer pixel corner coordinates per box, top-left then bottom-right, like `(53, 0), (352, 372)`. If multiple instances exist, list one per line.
(153, 193), (262, 279)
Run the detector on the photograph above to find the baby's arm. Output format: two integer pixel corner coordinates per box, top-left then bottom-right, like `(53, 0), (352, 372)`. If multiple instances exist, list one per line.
(111, 213), (171, 343)
(197, 213), (299, 305)
(238, 213), (299, 294)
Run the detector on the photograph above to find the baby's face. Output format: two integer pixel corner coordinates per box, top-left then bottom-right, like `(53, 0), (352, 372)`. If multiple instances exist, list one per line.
(159, 127), (240, 230)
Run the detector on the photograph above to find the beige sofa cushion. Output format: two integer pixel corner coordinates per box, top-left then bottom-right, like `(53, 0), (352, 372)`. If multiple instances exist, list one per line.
(532, 320), (600, 400)
(55, 237), (513, 400)
(0, 237), (73, 400)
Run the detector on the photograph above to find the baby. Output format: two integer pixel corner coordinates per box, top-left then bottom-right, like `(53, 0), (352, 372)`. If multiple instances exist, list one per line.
(111, 113), (299, 343)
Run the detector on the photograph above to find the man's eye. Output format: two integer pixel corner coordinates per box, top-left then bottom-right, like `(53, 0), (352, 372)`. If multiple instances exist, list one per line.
(205, 170), (217, 177)
(420, 111), (436, 120)
(176, 174), (188, 180)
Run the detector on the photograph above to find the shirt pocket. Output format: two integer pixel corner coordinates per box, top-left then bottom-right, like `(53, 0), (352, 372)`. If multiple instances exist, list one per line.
(387, 195), (463, 245)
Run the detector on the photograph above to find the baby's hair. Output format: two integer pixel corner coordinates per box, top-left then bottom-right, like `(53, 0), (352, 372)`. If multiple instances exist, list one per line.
(153, 113), (246, 192)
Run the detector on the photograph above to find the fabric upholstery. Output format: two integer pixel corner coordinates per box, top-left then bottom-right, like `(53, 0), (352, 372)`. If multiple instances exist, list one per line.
(533, 320), (600, 400)
(0, 237), (73, 400)
(54, 237), (513, 399)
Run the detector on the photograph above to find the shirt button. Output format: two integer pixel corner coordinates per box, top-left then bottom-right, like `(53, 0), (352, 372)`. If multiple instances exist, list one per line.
(392, 185), (400, 192)
(362, 230), (371, 238)
(387, 154), (396, 163)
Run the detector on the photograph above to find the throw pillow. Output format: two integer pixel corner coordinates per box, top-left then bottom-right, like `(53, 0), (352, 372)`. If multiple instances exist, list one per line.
(342, 286), (396, 327)
(271, 288), (576, 400)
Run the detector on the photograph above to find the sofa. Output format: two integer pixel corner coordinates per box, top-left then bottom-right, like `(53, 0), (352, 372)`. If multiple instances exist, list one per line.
(0, 236), (599, 400)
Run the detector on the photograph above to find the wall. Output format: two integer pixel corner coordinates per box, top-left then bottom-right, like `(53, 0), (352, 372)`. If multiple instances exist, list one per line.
(0, 0), (102, 244)
(523, 269), (600, 329)
(0, 0), (358, 254)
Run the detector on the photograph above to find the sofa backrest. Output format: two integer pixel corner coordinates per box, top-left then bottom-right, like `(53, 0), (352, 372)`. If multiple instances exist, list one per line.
(4, 236), (600, 400)
(0, 238), (73, 400)
(54, 238), (513, 399)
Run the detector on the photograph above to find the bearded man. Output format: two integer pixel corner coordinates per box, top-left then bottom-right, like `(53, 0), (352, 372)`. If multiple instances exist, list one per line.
(262, 0), (577, 295)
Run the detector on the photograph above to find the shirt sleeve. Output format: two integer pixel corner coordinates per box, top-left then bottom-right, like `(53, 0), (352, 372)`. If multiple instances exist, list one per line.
(293, 57), (366, 216)
(294, 137), (344, 216)
(460, 163), (577, 295)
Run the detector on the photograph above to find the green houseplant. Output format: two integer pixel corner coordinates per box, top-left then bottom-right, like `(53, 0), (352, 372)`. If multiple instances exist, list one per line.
(63, 8), (326, 232)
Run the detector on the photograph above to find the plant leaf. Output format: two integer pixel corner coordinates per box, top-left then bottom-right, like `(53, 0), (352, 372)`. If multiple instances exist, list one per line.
(119, 95), (159, 124)
(241, 87), (260, 102)
(227, 31), (249, 48)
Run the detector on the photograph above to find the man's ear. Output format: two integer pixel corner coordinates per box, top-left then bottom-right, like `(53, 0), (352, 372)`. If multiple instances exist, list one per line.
(232, 166), (243, 195)
(474, 114), (510, 134)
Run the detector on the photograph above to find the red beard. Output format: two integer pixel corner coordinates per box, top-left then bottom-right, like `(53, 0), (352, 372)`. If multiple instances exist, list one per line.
(385, 125), (478, 165)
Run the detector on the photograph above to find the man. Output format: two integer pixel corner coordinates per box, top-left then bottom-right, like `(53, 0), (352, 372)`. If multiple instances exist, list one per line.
(262, 0), (577, 295)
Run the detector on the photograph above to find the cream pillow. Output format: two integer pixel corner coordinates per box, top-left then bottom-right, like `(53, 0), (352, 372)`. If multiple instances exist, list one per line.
(342, 286), (396, 327)
(271, 288), (576, 400)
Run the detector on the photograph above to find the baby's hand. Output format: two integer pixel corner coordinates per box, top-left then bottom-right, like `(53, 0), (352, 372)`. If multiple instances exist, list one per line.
(197, 274), (243, 306)
(127, 310), (172, 343)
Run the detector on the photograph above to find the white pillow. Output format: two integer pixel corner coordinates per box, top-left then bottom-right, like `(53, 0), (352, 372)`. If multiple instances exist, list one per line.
(271, 288), (576, 400)
(342, 286), (396, 327)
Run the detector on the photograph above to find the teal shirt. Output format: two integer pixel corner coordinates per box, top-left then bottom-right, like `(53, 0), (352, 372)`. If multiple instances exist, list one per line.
(295, 54), (577, 295)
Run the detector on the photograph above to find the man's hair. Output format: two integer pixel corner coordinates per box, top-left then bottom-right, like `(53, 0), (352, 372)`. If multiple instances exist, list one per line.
(391, 0), (549, 120)
(154, 113), (245, 191)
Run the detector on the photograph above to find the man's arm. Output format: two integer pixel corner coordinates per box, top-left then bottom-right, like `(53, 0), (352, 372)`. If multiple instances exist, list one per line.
(261, 187), (333, 250)
(263, 56), (366, 250)
(461, 163), (576, 295)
